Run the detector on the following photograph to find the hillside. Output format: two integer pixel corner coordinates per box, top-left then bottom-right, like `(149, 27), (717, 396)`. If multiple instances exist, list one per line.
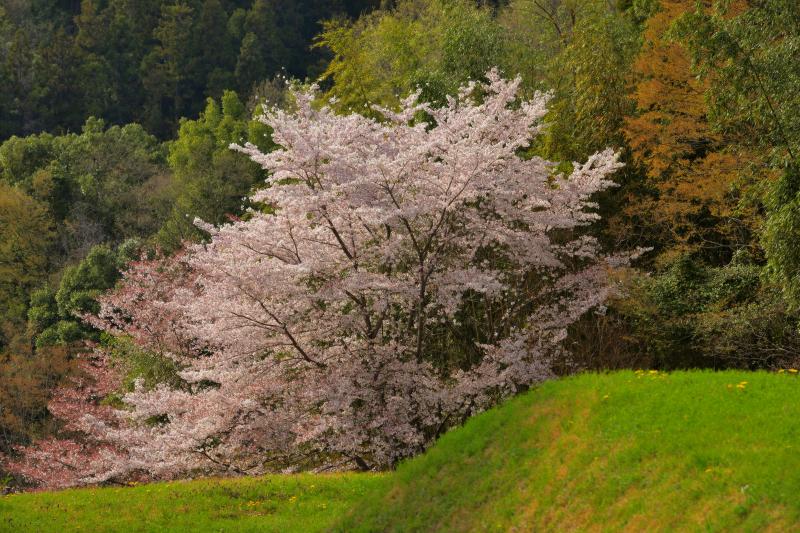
(338, 370), (800, 531)
(3, 371), (800, 532)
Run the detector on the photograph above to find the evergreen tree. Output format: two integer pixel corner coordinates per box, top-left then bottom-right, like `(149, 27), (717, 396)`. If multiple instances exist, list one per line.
(141, 3), (198, 137)
(195, 0), (236, 98)
(155, 91), (270, 252)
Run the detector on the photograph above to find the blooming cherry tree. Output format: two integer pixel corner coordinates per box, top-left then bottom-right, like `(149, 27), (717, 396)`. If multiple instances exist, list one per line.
(3, 351), (124, 490)
(9, 71), (625, 487)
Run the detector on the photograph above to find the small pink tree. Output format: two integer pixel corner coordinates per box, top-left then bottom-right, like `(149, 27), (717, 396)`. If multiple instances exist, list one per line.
(85, 251), (202, 358)
(4, 254), (199, 490)
(2, 350), (125, 490)
(10, 71), (626, 486)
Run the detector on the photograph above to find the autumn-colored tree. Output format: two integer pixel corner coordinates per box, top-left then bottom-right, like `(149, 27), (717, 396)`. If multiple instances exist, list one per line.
(621, 0), (749, 262)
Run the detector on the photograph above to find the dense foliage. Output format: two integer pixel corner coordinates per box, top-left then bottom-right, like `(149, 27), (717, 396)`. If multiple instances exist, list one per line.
(0, 0), (379, 140)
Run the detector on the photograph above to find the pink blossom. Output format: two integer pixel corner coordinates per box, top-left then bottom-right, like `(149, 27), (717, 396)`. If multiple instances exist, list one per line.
(9, 71), (627, 486)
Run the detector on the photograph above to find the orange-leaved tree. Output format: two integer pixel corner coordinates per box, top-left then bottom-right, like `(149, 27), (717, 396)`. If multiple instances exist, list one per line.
(622, 0), (753, 264)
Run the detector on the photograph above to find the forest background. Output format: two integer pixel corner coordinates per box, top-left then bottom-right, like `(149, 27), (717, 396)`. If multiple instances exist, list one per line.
(1, 0), (798, 487)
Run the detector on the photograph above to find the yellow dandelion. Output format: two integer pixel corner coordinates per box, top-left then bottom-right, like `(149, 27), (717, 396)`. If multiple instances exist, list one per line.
(790, 369), (798, 374)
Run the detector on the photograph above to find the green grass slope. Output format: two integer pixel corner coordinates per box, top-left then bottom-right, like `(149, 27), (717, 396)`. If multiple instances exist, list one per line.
(0, 473), (384, 532)
(337, 370), (800, 532)
(3, 371), (800, 532)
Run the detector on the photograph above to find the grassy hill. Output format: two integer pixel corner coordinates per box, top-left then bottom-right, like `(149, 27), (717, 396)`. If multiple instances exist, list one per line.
(3, 370), (800, 532)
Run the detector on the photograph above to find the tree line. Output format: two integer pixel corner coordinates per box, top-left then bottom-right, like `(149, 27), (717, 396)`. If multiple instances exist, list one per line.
(0, 0), (378, 140)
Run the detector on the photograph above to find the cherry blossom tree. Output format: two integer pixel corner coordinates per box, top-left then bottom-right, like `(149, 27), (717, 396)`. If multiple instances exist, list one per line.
(8, 71), (626, 487)
(2, 350), (124, 490)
